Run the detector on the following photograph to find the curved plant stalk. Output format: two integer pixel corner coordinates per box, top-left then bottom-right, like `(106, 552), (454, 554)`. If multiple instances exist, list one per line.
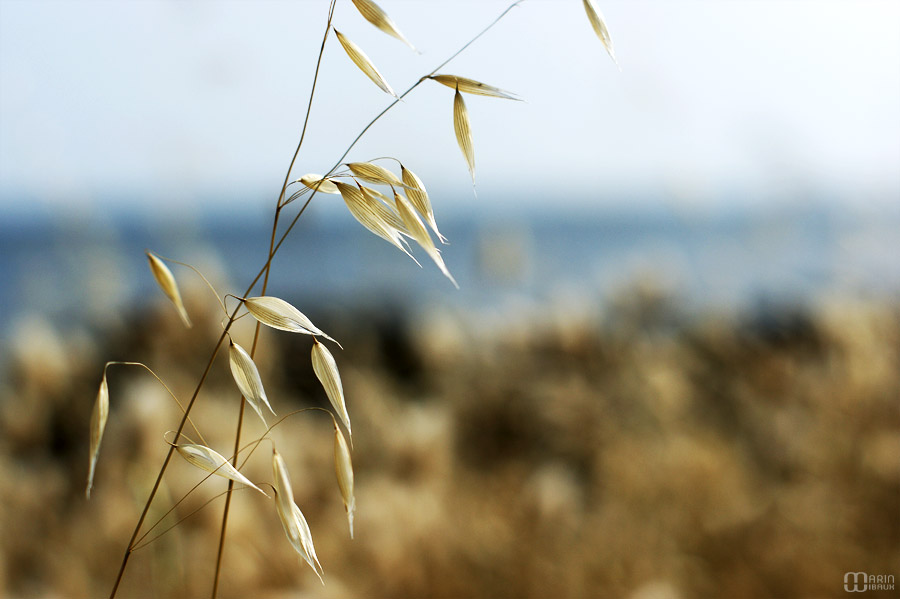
(146, 251), (192, 328)
(212, 2), (337, 596)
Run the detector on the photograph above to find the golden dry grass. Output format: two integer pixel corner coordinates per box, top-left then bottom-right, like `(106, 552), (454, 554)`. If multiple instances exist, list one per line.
(1, 285), (897, 598)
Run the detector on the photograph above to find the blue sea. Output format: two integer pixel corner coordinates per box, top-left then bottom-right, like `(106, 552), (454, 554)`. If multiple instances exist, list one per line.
(2, 200), (899, 341)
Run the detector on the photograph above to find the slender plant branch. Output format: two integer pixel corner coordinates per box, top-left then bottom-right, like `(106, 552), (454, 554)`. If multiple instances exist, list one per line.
(266, 0), (525, 269)
(211, 3), (337, 597)
(108, 326), (230, 598)
(132, 489), (235, 553)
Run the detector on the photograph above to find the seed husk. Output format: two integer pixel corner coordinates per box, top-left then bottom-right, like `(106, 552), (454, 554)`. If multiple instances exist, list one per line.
(334, 181), (415, 262)
(333, 425), (356, 538)
(176, 443), (267, 496)
(311, 340), (351, 439)
(453, 86), (476, 185)
(350, 0), (417, 51)
(583, 0), (619, 68)
(228, 339), (275, 427)
(429, 74), (520, 101)
(347, 161), (404, 187)
(85, 370), (109, 498)
(273, 449), (324, 582)
(299, 174), (340, 195)
(334, 28), (397, 97)
(401, 164), (446, 243)
(359, 185), (406, 232)
(243, 296), (339, 347)
(394, 192), (458, 288)
(146, 251), (191, 328)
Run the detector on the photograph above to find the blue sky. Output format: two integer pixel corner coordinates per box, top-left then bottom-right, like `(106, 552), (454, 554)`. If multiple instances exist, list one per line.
(1, 0), (898, 219)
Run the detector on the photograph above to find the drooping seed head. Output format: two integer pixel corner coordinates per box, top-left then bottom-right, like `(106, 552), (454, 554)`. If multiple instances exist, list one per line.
(350, 0), (417, 51)
(311, 340), (351, 440)
(347, 161), (404, 187)
(334, 28), (397, 97)
(583, 0), (619, 68)
(228, 339), (275, 427)
(334, 181), (416, 264)
(452, 86), (476, 185)
(299, 174), (340, 195)
(176, 442), (267, 496)
(272, 448), (324, 582)
(243, 296), (340, 347)
(333, 425), (356, 538)
(85, 370), (109, 498)
(359, 185), (406, 232)
(429, 74), (520, 101)
(146, 251), (191, 328)
(394, 192), (457, 288)
(401, 164), (446, 244)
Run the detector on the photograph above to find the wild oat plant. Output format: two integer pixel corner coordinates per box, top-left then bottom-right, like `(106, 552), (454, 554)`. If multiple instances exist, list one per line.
(86, 1), (617, 596)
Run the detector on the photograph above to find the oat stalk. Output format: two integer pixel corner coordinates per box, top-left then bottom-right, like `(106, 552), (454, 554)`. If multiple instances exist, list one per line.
(108, 3), (532, 597)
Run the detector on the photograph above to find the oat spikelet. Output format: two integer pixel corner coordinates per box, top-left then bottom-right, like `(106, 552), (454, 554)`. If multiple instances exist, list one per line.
(300, 174), (340, 195)
(86, 370), (109, 498)
(333, 425), (356, 538)
(228, 339), (275, 427)
(333, 28), (397, 97)
(176, 443), (267, 496)
(347, 161), (404, 187)
(395, 192), (458, 288)
(359, 185), (406, 232)
(243, 296), (339, 347)
(350, 0), (417, 52)
(311, 340), (351, 439)
(146, 251), (191, 328)
(273, 449), (324, 582)
(401, 164), (446, 243)
(453, 86), (476, 185)
(583, 0), (619, 68)
(334, 181), (415, 262)
(429, 74), (520, 101)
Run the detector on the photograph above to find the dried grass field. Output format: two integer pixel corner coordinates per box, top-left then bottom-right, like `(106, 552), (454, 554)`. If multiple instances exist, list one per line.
(2, 285), (898, 598)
